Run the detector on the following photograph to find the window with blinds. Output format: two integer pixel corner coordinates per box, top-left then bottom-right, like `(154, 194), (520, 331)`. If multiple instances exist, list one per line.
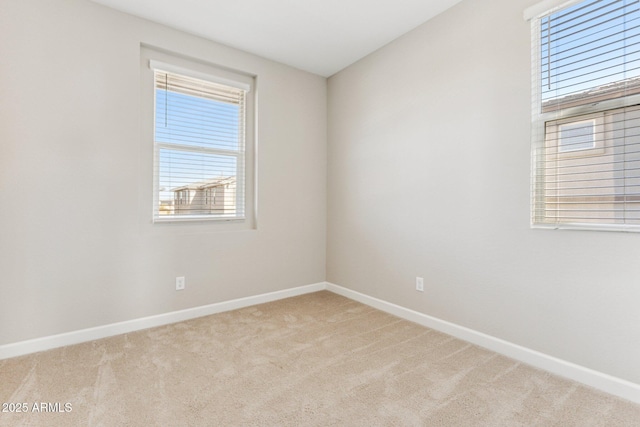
(151, 62), (250, 221)
(530, 0), (640, 231)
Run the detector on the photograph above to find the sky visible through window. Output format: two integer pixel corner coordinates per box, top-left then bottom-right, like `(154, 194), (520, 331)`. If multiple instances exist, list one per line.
(155, 89), (240, 204)
(541, 0), (640, 103)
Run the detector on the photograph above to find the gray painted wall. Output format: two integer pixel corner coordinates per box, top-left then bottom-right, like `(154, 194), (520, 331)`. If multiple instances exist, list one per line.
(327, 0), (640, 384)
(0, 0), (327, 345)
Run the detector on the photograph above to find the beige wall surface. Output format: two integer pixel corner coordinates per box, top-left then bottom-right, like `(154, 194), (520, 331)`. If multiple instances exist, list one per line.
(0, 0), (326, 344)
(327, 0), (640, 384)
(3, 0), (639, 390)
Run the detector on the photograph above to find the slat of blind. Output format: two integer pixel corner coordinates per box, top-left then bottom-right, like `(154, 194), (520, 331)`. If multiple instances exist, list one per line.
(150, 60), (251, 92)
(545, 2), (633, 44)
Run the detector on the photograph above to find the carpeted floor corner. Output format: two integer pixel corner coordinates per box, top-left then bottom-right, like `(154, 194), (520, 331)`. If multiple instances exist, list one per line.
(1, 291), (639, 426)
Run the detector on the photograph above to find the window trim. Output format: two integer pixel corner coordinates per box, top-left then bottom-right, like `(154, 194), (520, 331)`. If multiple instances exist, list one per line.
(141, 46), (256, 227)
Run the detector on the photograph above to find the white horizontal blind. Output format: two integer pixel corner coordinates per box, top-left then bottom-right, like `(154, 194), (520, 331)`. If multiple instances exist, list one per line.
(532, 0), (640, 229)
(153, 68), (247, 221)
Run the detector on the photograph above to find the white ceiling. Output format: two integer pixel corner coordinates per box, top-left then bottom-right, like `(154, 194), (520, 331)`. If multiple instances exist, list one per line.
(90, 0), (462, 77)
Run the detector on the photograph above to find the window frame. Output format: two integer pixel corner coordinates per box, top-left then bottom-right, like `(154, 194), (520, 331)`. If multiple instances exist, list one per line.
(141, 46), (256, 227)
(528, 0), (640, 232)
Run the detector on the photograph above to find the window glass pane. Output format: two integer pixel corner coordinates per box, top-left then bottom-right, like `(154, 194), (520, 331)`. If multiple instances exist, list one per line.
(533, 0), (640, 229)
(155, 89), (240, 150)
(151, 66), (248, 221)
(158, 149), (238, 217)
(541, 0), (640, 110)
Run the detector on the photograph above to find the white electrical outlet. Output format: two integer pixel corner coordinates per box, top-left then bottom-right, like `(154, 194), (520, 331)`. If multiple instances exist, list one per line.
(416, 277), (424, 292)
(176, 276), (185, 291)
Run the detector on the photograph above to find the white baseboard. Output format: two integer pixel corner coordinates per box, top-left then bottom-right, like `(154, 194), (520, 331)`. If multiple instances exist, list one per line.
(2, 280), (638, 404)
(0, 282), (325, 360)
(326, 282), (640, 404)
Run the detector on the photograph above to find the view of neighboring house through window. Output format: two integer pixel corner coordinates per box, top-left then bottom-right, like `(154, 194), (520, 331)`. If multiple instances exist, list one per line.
(530, 0), (640, 230)
(151, 61), (251, 221)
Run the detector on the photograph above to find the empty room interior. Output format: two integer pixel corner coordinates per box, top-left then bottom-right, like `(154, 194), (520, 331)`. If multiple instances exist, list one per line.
(1, 0), (640, 425)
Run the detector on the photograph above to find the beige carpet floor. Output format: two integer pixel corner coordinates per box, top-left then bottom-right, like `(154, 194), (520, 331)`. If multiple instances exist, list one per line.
(1, 291), (639, 426)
